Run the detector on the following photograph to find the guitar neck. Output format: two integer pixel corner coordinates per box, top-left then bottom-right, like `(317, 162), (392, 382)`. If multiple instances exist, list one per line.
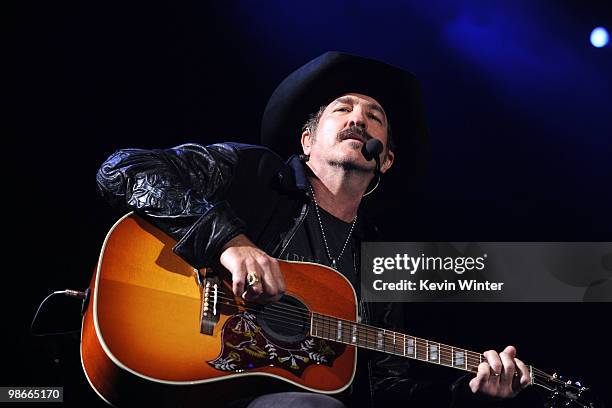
(311, 312), (503, 375)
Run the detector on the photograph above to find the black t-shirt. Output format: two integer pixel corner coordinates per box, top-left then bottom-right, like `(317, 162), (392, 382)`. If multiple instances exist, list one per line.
(278, 200), (361, 297)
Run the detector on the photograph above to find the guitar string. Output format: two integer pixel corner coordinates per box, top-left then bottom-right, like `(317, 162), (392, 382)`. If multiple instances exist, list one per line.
(215, 287), (542, 374)
(212, 291), (483, 362)
(312, 313), (551, 380)
(209, 294), (485, 365)
(211, 290), (494, 365)
(208, 299), (560, 385)
(212, 291), (541, 376)
(209, 290), (547, 374)
(187, 283), (574, 392)
(208, 289), (572, 386)
(206, 296), (563, 386)
(205, 292), (552, 378)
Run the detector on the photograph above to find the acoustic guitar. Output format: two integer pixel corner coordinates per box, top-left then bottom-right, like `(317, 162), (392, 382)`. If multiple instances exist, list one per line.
(81, 213), (594, 407)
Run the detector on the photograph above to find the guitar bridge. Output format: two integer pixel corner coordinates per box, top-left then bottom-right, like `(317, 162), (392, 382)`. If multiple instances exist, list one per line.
(198, 269), (220, 335)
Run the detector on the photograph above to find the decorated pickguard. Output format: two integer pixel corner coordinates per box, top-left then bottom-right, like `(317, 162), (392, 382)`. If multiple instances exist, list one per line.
(208, 312), (344, 377)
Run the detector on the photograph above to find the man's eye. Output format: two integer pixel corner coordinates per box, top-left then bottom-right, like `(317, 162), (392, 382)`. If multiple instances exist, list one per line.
(335, 107), (350, 112)
(368, 113), (382, 123)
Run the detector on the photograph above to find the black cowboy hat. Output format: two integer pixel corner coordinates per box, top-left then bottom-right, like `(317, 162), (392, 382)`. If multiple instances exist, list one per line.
(261, 51), (430, 180)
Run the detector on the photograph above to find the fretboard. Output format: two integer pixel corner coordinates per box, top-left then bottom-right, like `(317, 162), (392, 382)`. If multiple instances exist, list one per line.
(311, 312), (483, 373)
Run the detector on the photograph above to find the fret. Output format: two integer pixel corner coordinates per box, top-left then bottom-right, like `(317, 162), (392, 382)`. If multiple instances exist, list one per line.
(453, 348), (466, 369)
(384, 330), (392, 354)
(440, 344), (452, 366)
(317, 316), (325, 338)
(319, 315), (325, 339)
(416, 339), (427, 361)
(406, 336), (415, 357)
(429, 342), (439, 363)
(308, 314), (483, 375)
(321, 315), (326, 339)
(474, 353), (484, 372)
(322, 315), (327, 339)
(362, 325), (367, 348)
(344, 320), (349, 343)
(467, 353), (479, 372)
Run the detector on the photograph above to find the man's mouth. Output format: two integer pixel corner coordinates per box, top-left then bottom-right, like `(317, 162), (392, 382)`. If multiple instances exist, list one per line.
(338, 126), (374, 146)
(341, 131), (367, 144)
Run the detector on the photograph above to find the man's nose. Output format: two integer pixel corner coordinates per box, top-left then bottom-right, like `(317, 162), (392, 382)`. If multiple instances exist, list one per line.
(348, 107), (367, 129)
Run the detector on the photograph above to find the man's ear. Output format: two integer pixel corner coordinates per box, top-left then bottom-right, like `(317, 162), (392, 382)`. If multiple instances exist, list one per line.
(380, 149), (394, 174)
(301, 130), (313, 155)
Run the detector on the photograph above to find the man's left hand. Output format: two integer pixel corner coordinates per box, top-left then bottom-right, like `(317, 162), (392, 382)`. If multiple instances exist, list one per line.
(469, 345), (531, 399)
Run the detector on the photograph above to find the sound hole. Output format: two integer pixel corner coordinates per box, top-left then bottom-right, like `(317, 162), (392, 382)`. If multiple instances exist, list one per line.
(256, 295), (310, 344)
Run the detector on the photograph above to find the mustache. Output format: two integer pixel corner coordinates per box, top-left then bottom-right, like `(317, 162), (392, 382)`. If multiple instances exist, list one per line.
(337, 126), (373, 144)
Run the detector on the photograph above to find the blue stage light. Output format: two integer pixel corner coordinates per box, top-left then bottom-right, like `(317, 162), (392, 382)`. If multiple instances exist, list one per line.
(590, 27), (609, 48)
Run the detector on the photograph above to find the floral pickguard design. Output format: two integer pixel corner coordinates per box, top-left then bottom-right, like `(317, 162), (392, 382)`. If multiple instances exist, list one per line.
(208, 311), (344, 377)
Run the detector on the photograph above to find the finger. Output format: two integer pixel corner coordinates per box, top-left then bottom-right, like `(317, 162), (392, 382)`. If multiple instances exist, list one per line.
(268, 258), (286, 298)
(258, 256), (279, 300)
(484, 350), (503, 377)
(499, 348), (516, 388)
(231, 263), (247, 297)
(514, 358), (531, 390)
(243, 261), (264, 301)
(469, 362), (491, 393)
(503, 345), (517, 359)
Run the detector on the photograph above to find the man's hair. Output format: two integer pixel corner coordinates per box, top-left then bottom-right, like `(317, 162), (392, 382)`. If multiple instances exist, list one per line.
(301, 105), (395, 152)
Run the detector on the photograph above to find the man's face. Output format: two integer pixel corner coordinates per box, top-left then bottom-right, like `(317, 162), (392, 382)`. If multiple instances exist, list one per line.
(301, 93), (394, 174)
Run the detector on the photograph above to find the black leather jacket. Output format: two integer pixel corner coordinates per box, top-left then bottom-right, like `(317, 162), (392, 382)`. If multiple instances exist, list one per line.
(96, 142), (500, 407)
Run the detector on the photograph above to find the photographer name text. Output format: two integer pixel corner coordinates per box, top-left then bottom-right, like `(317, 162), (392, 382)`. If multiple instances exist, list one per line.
(373, 279), (504, 291)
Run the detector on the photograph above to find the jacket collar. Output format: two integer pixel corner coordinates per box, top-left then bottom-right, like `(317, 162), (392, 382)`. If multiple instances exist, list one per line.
(286, 154), (310, 191)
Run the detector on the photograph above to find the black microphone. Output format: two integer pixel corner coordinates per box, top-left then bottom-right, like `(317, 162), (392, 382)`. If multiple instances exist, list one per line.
(362, 138), (383, 175)
(362, 138), (383, 161)
(361, 139), (383, 196)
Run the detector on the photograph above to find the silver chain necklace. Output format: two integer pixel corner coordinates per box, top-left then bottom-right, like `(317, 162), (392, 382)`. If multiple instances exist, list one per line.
(308, 184), (357, 270)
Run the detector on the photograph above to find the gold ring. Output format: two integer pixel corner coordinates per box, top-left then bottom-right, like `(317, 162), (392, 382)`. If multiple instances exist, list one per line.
(246, 271), (261, 286)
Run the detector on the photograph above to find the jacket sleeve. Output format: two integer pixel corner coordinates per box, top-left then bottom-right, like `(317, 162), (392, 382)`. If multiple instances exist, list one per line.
(96, 142), (247, 268)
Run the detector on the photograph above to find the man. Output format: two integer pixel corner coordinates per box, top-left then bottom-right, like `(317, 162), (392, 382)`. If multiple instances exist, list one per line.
(97, 51), (530, 407)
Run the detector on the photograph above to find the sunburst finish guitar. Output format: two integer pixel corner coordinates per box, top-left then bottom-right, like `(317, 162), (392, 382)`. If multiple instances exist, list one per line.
(81, 213), (595, 407)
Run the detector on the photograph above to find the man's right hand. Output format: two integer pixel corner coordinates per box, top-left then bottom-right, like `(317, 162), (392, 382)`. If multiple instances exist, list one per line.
(219, 234), (286, 302)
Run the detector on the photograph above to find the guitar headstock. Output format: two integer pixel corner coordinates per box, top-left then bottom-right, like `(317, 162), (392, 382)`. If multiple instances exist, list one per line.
(532, 369), (596, 408)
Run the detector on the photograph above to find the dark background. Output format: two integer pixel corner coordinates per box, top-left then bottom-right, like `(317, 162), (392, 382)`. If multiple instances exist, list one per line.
(12, 0), (612, 406)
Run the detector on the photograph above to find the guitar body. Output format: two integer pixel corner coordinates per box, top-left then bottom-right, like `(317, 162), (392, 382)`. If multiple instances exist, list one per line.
(81, 213), (358, 406)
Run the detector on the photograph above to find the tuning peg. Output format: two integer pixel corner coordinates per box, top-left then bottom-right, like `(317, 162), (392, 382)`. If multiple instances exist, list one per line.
(575, 381), (581, 387)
